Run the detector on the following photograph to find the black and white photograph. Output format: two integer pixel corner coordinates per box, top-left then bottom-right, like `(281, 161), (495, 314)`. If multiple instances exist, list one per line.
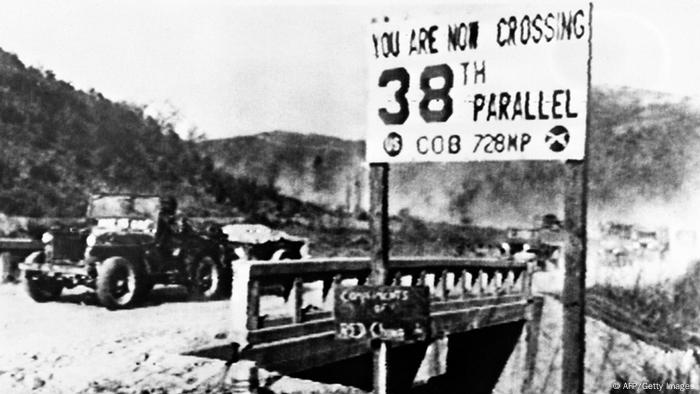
(0, 0), (699, 393)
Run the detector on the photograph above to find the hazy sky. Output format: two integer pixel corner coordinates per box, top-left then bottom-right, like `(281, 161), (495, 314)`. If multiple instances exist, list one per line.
(0, 0), (696, 140)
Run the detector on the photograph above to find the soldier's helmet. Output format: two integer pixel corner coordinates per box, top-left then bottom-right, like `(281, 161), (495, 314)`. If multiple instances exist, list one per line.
(161, 196), (178, 215)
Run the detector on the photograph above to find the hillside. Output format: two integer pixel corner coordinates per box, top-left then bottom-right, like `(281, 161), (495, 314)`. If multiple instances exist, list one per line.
(200, 132), (366, 212)
(202, 89), (700, 228)
(0, 48), (319, 221)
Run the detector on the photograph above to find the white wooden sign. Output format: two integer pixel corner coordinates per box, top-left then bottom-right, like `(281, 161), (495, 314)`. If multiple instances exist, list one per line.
(367, 3), (591, 162)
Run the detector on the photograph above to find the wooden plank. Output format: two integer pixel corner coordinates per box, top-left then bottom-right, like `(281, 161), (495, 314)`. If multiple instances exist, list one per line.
(249, 318), (336, 344)
(324, 275), (342, 310)
(249, 258), (370, 277)
(0, 238), (42, 251)
(430, 294), (525, 313)
(431, 301), (528, 333)
(437, 270), (448, 300)
(390, 256), (525, 270)
(259, 316), (293, 328)
(291, 277), (304, 324)
(245, 256), (524, 279)
(259, 310), (333, 329)
(243, 331), (370, 374)
(246, 280), (260, 330)
(456, 270), (467, 299)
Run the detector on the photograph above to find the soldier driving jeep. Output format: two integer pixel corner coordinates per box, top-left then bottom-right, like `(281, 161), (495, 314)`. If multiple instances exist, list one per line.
(20, 194), (236, 310)
(155, 196), (178, 251)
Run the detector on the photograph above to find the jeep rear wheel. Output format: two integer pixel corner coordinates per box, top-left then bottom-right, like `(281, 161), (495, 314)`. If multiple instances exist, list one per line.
(25, 277), (62, 302)
(97, 257), (145, 310)
(191, 256), (223, 300)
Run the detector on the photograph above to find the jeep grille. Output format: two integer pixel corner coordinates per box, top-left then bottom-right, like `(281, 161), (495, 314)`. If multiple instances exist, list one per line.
(51, 234), (86, 261)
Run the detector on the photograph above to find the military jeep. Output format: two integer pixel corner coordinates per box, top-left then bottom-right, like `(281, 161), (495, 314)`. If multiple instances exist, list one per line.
(20, 194), (236, 310)
(598, 222), (669, 265)
(504, 226), (563, 270)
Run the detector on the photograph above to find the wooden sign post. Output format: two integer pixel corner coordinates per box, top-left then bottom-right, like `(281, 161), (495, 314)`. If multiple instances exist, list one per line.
(562, 4), (592, 393)
(369, 162), (390, 394)
(562, 159), (587, 393)
(369, 162), (389, 286)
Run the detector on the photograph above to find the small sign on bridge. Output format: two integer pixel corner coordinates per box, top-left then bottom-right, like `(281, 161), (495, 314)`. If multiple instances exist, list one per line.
(334, 285), (430, 343)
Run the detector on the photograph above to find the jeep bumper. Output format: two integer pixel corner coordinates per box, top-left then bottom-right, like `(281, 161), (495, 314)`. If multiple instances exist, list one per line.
(21, 262), (88, 277)
(20, 251), (95, 287)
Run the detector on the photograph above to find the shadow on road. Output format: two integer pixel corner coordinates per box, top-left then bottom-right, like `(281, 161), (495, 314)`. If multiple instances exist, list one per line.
(54, 285), (203, 309)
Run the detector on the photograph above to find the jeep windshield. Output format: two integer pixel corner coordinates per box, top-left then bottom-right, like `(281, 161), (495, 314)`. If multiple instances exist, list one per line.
(87, 195), (161, 233)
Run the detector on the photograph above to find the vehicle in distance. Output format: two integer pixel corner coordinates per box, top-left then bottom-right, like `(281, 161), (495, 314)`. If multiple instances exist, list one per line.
(221, 223), (310, 261)
(503, 214), (564, 269)
(598, 222), (669, 265)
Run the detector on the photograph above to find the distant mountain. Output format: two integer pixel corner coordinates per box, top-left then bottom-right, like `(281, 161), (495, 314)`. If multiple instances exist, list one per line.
(199, 131), (367, 212)
(201, 89), (700, 228)
(199, 131), (564, 225)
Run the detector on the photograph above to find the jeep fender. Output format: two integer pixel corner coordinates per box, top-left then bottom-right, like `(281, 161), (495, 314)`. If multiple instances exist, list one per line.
(24, 251), (45, 266)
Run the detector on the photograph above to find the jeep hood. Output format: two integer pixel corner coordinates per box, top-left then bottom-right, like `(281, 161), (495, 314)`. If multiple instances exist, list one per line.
(93, 231), (155, 246)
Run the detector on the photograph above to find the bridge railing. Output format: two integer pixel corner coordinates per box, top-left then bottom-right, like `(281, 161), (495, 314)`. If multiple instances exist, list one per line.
(230, 256), (532, 347)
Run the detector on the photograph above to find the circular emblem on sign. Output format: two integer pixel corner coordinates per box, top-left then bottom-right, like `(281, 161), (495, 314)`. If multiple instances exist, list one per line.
(383, 132), (402, 157)
(545, 126), (570, 152)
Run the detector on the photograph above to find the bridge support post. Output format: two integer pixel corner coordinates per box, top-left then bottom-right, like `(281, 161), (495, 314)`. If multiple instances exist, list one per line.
(230, 261), (255, 347)
(373, 341), (388, 394)
(373, 340), (431, 394)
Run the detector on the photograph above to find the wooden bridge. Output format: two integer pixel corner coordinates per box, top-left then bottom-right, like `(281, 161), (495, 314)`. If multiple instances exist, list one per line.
(192, 255), (543, 393)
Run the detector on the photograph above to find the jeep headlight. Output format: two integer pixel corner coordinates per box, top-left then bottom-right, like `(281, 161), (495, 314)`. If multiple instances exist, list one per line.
(41, 232), (54, 244)
(86, 234), (97, 247)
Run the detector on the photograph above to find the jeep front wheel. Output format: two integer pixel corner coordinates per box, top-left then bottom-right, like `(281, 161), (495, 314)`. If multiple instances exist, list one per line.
(97, 257), (145, 310)
(25, 277), (62, 302)
(191, 256), (223, 300)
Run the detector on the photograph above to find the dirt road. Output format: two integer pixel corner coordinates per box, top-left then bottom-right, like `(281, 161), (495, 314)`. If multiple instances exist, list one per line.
(0, 284), (237, 393)
(0, 283), (365, 394)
